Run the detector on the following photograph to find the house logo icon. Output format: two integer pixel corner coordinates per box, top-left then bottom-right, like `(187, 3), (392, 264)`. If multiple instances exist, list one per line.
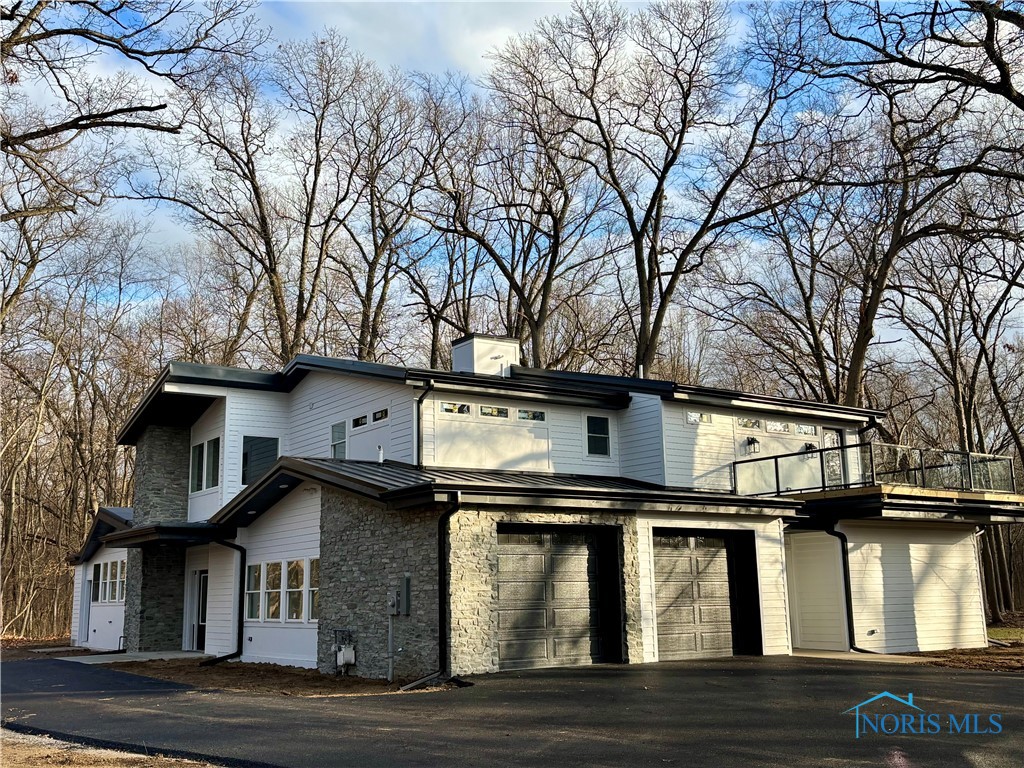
(843, 692), (922, 739)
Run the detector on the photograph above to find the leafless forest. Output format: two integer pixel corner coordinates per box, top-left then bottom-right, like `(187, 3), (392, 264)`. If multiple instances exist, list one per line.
(3, 1), (1023, 638)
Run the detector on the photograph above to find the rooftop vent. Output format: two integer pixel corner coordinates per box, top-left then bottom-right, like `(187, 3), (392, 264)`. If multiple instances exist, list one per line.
(451, 334), (521, 376)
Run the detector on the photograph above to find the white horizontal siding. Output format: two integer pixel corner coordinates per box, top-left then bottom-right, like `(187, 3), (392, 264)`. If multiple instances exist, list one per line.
(189, 399), (226, 521)
(619, 393), (665, 485)
(236, 482), (321, 667)
(840, 522), (987, 653)
(80, 546), (128, 651)
(182, 546), (210, 650)
(663, 405), (735, 491)
(224, 390), (290, 502)
(636, 514), (791, 660)
(785, 532), (848, 651)
(70, 565), (83, 645)
(425, 393), (620, 475)
(288, 372), (412, 463)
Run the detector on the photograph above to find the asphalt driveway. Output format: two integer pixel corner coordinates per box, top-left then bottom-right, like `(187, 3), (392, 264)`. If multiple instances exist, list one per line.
(2, 656), (1021, 767)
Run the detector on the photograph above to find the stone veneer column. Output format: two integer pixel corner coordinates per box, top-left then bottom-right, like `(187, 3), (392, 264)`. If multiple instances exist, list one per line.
(317, 488), (440, 680)
(446, 507), (642, 676)
(124, 425), (191, 652)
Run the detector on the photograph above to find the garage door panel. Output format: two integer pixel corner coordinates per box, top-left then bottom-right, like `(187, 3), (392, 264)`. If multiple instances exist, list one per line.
(654, 534), (733, 661)
(498, 608), (547, 631)
(499, 553), (546, 574)
(553, 607), (599, 629)
(654, 557), (693, 579)
(497, 581), (547, 602)
(497, 528), (611, 671)
(499, 639), (548, 663)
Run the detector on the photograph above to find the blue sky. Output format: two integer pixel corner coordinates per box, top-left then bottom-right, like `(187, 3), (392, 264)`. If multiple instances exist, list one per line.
(255, 1), (576, 75)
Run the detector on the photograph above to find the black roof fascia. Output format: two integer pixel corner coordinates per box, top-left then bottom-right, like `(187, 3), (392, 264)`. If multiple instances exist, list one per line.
(509, 365), (886, 419)
(798, 492), (1024, 522)
(68, 507), (135, 565)
(450, 332), (520, 346)
(101, 523), (235, 548)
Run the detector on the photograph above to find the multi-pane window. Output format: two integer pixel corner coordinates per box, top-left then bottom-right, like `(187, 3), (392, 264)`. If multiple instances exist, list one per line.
(286, 560), (305, 620)
(241, 436), (279, 485)
(245, 564), (262, 620)
(586, 416), (610, 456)
(309, 559), (320, 621)
(190, 438), (220, 492)
(331, 422), (347, 459)
(245, 558), (319, 624)
(265, 562), (282, 620)
(91, 559), (126, 603)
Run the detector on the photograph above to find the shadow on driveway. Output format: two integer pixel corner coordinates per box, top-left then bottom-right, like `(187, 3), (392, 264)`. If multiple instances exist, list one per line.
(3, 656), (1021, 768)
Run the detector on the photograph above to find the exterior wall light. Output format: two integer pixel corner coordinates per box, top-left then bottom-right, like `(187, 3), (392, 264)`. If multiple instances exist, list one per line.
(746, 436), (761, 455)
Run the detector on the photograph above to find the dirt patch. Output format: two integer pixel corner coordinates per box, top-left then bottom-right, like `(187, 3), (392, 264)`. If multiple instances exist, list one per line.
(0, 637), (94, 662)
(106, 658), (450, 697)
(989, 610), (1024, 629)
(0, 729), (216, 768)
(912, 642), (1024, 672)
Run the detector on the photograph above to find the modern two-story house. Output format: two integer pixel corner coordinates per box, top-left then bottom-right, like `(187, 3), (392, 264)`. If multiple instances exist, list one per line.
(70, 335), (1024, 678)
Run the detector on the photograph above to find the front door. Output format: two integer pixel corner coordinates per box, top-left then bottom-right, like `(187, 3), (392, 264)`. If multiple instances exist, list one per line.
(195, 570), (208, 651)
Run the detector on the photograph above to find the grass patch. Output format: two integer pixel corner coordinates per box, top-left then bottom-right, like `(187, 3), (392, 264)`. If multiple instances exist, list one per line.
(988, 627), (1024, 642)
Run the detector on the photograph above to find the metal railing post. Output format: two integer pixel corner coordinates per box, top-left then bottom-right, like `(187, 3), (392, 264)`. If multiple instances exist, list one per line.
(966, 452), (974, 491)
(819, 448), (827, 492)
(868, 443), (877, 486)
(774, 457), (782, 495)
(918, 448), (926, 489)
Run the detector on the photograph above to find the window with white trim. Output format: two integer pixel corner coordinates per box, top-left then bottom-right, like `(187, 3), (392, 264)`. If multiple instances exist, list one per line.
(190, 437), (220, 493)
(372, 408), (389, 423)
(91, 559), (126, 604)
(440, 402), (470, 415)
(352, 415), (368, 428)
(331, 422), (347, 459)
(309, 558), (320, 621)
(796, 423), (818, 436)
(480, 405), (508, 418)
(245, 558), (320, 624)
(586, 415), (610, 456)
(737, 417), (762, 430)
(286, 560), (304, 620)
(766, 420), (791, 434)
(517, 409), (546, 422)
(245, 564), (262, 620)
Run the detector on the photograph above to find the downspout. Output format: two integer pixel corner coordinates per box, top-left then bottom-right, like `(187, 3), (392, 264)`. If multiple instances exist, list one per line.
(200, 539), (247, 666)
(822, 525), (876, 654)
(400, 490), (460, 692)
(415, 379), (435, 469)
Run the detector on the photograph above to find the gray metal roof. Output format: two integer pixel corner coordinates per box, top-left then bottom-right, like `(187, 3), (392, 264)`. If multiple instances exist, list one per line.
(210, 458), (800, 527)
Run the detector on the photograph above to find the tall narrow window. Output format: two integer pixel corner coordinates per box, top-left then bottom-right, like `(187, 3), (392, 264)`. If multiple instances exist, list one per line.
(264, 561), (282, 620)
(242, 436), (279, 485)
(586, 416), (610, 456)
(190, 443), (204, 492)
(205, 437), (220, 488)
(118, 560), (127, 601)
(331, 422), (347, 460)
(101, 562), (109, 602)
(91, 563), (101, 602)
(286, 560), (305, 620)
(245, 564), (262, 620)
(309, 558), (320, 621)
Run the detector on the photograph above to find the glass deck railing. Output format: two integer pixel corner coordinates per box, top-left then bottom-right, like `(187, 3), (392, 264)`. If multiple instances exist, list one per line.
(733, 441), (1017, 497)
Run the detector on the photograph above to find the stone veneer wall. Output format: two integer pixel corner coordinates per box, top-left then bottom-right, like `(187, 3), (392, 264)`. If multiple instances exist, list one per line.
(447, 507), (641, 676)
(317, 488), (440, 680)
(123, 545), (187, 651)
(124, 424), (191, 652)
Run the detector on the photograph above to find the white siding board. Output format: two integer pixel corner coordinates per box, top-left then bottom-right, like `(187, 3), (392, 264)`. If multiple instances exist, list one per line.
(237, 482), (321, 667)
(840, 522), (987, 653)
(619, 393), (665, 485)
(663, 405), (736, 491)
(205, 543), (239, 657)
(70, 565), (83, 645)
(79, 546), (128, 650)
(188, 399), (226, 521)
(224, 390), (290, 502)
(636, 514), (791, 660)
(287, 372), (412, 463)
(183, 546), (210, 650)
